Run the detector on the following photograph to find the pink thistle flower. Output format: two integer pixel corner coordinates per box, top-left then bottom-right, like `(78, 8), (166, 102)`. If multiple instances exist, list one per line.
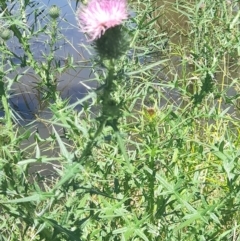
(77, 0), (128, 41)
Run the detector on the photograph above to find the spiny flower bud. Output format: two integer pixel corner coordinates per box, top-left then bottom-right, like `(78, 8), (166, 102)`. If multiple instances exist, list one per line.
(49, 5), (60, 19)
(95, 25), (130, 59)
(0, 29), (11, 41)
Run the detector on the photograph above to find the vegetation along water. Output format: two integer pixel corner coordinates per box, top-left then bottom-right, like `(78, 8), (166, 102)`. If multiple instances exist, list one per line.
(0, 0), (240, 240)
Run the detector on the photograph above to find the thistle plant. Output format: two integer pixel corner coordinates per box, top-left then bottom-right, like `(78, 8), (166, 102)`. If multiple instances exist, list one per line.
(0, 0), (75, 239)
(1, 0), (240, 240)
(75, 0), (130, 160)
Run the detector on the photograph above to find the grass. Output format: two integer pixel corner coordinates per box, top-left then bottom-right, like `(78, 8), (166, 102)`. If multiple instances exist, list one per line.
(0, 0), (240, 240)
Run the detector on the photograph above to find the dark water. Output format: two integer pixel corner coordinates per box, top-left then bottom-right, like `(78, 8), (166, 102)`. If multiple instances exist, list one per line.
(7, 0), (92, 123)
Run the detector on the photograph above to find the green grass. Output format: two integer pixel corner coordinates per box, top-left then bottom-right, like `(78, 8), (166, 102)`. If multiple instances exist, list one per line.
(0, 0), (240, 240)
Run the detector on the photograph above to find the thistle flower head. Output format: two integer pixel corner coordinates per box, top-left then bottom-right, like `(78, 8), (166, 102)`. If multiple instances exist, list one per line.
(77, 0), (128, 41)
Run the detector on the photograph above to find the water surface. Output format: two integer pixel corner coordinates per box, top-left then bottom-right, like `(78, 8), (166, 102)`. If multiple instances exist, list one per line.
(9, 0), (91, 123)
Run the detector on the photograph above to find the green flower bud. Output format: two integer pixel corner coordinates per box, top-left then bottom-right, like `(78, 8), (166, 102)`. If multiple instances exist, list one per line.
(0, 29), (11, 41)
(49, 5), (60, 19)
(95, 25), (130, 60)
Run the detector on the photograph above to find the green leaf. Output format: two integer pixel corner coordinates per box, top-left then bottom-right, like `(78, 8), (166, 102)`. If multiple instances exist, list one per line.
(134, 229), (149, 241)
(126, 59), (168, 75)
(0, 193), (53, 203)
(52, 126), (72, 161)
